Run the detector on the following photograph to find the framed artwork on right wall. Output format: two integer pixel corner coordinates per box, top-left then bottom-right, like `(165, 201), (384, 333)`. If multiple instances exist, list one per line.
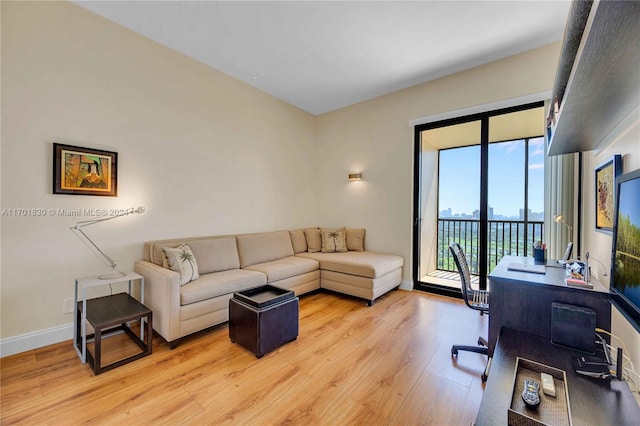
(594, 154), (622, 232)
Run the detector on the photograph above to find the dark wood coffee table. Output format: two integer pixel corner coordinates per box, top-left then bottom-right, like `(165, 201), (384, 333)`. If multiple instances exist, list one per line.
(75, 292), (152, 374)
(229, 285), (299, 358)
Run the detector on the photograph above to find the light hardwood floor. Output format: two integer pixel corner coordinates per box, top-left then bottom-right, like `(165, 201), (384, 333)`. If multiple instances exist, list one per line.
(0, 290), (489, 425)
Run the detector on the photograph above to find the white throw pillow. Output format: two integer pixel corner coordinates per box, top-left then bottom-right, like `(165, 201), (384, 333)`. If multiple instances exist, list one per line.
(162, 244), (200, 285)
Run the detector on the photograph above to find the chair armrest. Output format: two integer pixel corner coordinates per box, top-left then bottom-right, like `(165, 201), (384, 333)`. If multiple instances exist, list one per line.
(134, 260), (181, 343)
(471, 288), (490, 310)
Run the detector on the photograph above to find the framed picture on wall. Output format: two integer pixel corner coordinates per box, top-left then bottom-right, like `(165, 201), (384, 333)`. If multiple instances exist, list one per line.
(53, 143), (117, 196)
(594, 154), (621, 232)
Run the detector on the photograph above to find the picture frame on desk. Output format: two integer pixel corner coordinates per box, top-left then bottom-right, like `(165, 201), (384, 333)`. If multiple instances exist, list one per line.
(594, 154), (621, 232)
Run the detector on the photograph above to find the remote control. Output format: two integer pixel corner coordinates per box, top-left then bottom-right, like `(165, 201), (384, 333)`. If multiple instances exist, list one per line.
(521, 379), (541, 408)
(540, 372), (556, 397)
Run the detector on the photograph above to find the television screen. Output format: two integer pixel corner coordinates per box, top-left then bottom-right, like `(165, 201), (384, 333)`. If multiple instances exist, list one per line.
(611, 168), (640, 330)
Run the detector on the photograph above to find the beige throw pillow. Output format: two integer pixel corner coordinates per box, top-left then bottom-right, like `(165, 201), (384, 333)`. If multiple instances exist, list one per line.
(289, 230), (308, 254)
(346, 228), (366, 251)
(304, 228), (322, 253)
(162, 244), (200, 285)
(321, 228), (347, 253)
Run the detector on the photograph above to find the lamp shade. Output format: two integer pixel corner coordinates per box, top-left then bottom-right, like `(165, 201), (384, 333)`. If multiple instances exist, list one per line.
(348, 172), (362, 181)
(553, 213), (573, 243)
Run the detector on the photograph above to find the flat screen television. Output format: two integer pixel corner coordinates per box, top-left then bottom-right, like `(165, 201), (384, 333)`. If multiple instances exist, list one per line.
(610, 168), (640, 331)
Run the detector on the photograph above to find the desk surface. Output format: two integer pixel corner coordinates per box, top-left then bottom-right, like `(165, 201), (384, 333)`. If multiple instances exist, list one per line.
(490, 255), (608, 294)
(476, 328), (640, 425)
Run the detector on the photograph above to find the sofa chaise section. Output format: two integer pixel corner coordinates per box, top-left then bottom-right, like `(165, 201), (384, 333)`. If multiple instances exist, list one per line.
(297, 251), (403, 305)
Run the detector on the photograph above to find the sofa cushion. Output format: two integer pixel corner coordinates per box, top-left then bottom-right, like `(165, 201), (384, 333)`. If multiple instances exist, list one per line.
(244, 256), (319, 282)
(236, 231), (294, 268)
(162, 244), (200, 285)
(346, 228), (366, 251)
(321, 228), (347, 253)
(188, 237), (240, 274)
(304, 227), (322, 253)
(296, 251), (403, 279)
(289, 230), (308, 254)
(180, 269), (266, 306)
(149, 241), (184, 266)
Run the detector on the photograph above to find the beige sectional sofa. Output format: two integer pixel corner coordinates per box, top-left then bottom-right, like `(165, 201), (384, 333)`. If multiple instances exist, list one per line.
(134, 228), (403, 348)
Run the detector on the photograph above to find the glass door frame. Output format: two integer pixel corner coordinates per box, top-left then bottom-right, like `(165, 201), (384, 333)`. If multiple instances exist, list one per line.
(412, 101), (544, 297)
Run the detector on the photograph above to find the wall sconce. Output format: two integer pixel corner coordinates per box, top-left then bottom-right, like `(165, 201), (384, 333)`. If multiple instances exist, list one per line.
(348, 173), (362, 181)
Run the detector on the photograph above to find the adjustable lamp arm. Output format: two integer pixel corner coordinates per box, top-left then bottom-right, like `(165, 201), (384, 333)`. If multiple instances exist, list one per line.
(72, 206), (145, 229)
(70, 206), (146, 279)
(71, 226), (118, 270)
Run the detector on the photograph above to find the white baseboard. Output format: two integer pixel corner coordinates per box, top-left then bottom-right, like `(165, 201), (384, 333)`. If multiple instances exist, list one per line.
(2, 281), (415, 357)
(399, 280), (413, 291)
(0, 323), (73, 358)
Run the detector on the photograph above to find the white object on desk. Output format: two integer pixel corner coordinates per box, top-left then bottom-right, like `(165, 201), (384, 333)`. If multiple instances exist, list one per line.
(507, 263), (546, 274)
(73, 271), (145, 363)
(540, 372), (556, 397)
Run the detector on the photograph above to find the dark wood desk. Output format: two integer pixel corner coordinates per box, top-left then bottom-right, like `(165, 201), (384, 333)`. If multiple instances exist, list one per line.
(488, 256), (611, 357)
(476, 328), (640, 425)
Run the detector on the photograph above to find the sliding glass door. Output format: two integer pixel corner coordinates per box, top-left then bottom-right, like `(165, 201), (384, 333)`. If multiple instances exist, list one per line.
(413, 102), (545, 296)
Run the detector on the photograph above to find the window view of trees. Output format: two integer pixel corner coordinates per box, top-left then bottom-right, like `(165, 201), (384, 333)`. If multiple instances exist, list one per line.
(437, 138), (544, 275)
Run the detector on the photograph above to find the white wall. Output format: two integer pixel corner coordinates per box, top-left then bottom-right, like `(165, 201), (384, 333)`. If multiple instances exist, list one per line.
(1, 1), (317, 342)
(581, 120), (640, 378)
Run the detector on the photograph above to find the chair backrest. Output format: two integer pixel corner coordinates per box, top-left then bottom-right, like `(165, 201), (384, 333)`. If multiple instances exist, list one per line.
(449, 242), (477, 310)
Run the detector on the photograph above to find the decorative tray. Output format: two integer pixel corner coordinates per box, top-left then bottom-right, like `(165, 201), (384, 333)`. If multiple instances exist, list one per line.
(508, 357), (572, 426)
(233, 285), (294, 309)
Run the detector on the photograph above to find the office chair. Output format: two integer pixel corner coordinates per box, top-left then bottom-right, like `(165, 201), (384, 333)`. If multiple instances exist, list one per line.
(449, 242), (491, 382)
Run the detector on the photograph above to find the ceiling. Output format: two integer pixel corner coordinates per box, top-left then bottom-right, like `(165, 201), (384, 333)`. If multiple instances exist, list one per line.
(421, 107), (545, 150)
(74, 1), (571, 115)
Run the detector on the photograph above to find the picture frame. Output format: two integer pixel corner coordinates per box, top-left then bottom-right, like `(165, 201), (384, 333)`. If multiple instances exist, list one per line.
(594, 154), (621, 232)
(53, 143), (117, 196)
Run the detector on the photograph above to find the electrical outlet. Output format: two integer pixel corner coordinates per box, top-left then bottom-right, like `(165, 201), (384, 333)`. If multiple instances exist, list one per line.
(63, 298), (75, 314)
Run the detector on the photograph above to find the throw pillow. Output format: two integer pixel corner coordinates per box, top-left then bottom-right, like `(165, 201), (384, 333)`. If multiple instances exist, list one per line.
(304, 227), (322, 253)
(321, 228), (347, 253)
(346, 228), (366, 251)
(162, 244), (200, 285)
(289, 229), (308, 254)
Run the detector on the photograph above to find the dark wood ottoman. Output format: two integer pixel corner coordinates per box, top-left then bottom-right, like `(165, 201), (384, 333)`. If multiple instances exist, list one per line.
(229, 285), (299, 358)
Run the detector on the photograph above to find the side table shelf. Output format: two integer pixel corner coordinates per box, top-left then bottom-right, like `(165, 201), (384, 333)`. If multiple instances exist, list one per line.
(73, 272), (152, 374)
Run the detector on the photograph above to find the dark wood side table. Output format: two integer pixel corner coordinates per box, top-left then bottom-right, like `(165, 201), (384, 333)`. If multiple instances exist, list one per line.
(74, 272), (146, 364)
(229, 285), (299, 358)
(75, 293), (152, 375)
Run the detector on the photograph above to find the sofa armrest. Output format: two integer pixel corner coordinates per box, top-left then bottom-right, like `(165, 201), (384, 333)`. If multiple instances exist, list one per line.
(134, 260), (181, 343)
